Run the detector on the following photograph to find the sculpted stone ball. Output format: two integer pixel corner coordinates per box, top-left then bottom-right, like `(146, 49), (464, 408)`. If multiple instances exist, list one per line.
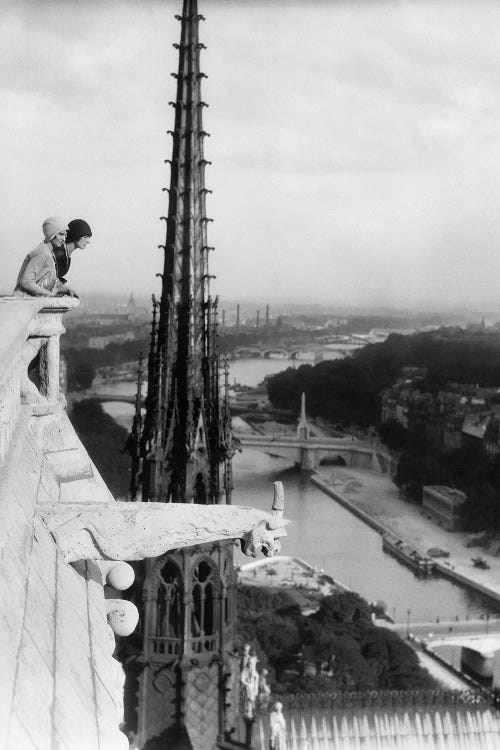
(106, 599), (139, 637)
(105, 562), (135, 590)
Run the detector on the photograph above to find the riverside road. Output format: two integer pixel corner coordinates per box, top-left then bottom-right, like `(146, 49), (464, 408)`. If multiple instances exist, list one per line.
(389, 618), (500, 640)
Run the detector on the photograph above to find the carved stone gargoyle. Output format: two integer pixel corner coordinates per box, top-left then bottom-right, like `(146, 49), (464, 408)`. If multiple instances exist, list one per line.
(39, 481), (288, 563)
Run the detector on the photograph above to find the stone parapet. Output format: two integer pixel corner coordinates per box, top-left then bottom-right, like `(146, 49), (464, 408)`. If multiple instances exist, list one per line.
(0, 297), (79, 465)
(0, 297), (131, 750)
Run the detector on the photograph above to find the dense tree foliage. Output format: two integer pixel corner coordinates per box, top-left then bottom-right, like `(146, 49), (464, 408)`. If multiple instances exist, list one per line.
(378, 419), (410, 452)
(63, 334), (150, 372)
(237, 586), (434, 693)
(393, 426), (500, 529)
(462, 481), (500, 531)
(267, 331), (500, 427)
(67, 361), (96, 390)
(391, 415), (500, 528)
(69, 399), (131, 498)
(266, 359), (392, 428)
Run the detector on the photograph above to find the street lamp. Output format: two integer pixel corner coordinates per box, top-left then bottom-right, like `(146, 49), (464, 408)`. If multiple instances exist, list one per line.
(406, 609), (411, 639)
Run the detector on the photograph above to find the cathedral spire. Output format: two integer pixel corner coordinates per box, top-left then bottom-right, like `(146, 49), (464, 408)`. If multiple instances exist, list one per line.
(132, 0), (231, 507)
(128, 7), (242, 746)
(125, 5), (239, 750)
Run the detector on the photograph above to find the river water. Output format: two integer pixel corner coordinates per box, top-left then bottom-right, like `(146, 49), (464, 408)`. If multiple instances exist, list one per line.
(231, 450), (494, 624)
(228, 357), (308, 387)
(100, 358), (499, 624)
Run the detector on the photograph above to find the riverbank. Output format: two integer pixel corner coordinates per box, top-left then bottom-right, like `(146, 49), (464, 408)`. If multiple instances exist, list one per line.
(313, 467), (500, 606)
(238, 555), (350, 615)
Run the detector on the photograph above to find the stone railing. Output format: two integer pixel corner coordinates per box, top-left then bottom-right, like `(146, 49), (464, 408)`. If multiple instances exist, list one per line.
(147, 632), (219, 659)
(255, 705), (500, 750)
(148, 635), (182, 658)
(0, 296), (79, 464)
(270, 688), (489, 710)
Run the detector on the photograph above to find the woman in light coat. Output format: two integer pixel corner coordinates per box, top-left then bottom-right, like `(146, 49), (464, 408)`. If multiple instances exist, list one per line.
(14, 216), (68, 297)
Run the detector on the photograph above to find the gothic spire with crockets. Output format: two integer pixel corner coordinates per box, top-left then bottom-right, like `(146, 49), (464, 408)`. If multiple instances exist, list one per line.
(130, 0), (234, 507)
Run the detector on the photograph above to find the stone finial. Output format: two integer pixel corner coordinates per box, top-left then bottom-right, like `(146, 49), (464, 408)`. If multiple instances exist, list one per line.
(39, 486), (289, 563)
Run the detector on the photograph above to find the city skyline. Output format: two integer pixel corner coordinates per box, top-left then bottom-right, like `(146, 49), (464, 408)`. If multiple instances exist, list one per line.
(2, 0), (500, 309)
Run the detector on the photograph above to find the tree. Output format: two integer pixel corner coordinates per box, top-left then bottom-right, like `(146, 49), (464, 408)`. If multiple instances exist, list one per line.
(68, 361), (96, 390)
(378, 419), (409, 452)
(69, 399), (131, 498)
(313, 592), (371, 624)
(237, 585), (435, 694)
(255, 613), (300, 664)
(462, 481), (500, 532)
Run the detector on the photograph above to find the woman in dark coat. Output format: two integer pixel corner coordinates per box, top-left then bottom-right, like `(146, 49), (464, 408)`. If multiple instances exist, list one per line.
(53, 218), (93, 292)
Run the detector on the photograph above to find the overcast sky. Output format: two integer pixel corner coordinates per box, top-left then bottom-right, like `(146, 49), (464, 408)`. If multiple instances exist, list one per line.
(1, 0), (500, 310)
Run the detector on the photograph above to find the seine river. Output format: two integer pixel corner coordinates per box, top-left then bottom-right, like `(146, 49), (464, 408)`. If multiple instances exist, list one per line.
(101, 357), (499, 625)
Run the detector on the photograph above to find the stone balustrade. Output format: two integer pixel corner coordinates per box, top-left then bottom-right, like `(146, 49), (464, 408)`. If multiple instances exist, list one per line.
(0, 296), (79, 465)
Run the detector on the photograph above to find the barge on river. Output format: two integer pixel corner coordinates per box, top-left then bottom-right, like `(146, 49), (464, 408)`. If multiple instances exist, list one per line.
(382, 533), (435, 576)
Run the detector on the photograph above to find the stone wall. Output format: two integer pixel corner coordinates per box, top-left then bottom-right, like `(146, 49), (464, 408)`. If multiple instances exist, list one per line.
(0, 298), (128, 750)
(0, 412), (129, 750)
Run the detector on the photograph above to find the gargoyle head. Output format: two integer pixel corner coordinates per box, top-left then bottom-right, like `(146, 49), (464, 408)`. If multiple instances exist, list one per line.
(240, 519), (287, 558)
(240, 481), (289, 558)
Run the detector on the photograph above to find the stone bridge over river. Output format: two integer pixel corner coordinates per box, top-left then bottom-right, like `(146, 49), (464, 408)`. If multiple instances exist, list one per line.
(86, 387), (397, 474)
(234, 431), (396, 473)
(84, 391), (139, 405)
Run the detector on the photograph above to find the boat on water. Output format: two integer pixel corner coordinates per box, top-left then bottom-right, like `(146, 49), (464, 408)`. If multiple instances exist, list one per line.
(382, 533), (435, 576)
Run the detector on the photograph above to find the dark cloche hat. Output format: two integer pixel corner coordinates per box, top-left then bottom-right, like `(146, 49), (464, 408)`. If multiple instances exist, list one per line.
(66, 219), (92, 244)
